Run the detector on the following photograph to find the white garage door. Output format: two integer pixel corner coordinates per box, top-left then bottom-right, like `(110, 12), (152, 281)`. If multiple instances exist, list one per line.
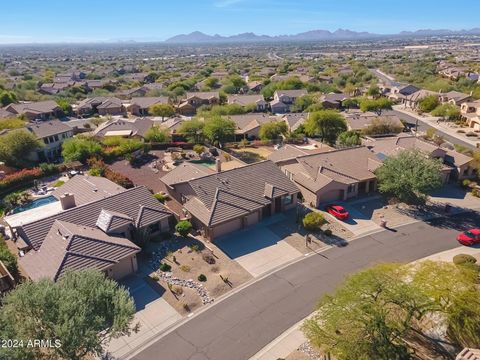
(213, 218), (243, 239)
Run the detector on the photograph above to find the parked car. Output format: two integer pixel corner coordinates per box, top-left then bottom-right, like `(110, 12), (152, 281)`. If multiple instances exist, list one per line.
(457, 229), (480, 246)
(325, 204), (349, 220)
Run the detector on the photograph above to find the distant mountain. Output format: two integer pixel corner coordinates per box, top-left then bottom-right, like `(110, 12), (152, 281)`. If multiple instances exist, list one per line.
(164, 28), (480, 44)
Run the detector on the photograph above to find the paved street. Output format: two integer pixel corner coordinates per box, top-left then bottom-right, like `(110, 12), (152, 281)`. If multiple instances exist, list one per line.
(128, 212), (480, 360)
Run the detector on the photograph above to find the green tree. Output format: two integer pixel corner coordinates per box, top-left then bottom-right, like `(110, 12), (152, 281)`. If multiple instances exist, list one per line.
(418, 95), (440, 113)
(204, 77), (219, 89)
(61, 137), (103, 163)
(303, 262), (480, 360)
(144, 126), (171, 143)
(0, 270), (136, 360)
(291, 95), (315, 113)
(178, 118), (205, 143)
(367, 84), (380, 98)
(175, 220), (193, 237)
(304, 110), (347, 144)
(203, 116), (236, 145)
(259, 121), (288, 140)
(56, 98), (72, 114)
(337, 131), (361, 147)
(342, 98), (358, 109)
(0, 90), (17, 106)
(149, 103), (175, 119)
(0, 129), (43, 167)
(375, 149), (443, 204)
(359, 97), (392, 115)
(0, 237), (18, 277)
(431, 103), (461, 121)
(303, 212), (324, 231)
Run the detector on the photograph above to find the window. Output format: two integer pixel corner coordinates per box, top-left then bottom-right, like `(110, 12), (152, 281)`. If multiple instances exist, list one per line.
(149, 222), (160, 233)
(283, 194), (294, 205)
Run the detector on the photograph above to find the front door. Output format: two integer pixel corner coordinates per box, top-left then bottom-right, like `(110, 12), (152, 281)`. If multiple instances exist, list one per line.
(274, 197), (282, 213)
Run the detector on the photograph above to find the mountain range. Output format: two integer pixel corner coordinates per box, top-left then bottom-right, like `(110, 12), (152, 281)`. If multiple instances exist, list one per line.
(165, 28), (480, 44)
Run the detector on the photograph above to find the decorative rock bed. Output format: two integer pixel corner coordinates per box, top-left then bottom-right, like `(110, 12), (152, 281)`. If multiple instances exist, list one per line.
(149, 242), (214, 305)
(297, 342), (322, 360)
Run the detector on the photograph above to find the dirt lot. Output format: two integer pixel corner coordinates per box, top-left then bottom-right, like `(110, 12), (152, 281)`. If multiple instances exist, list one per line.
(230, 146), (274, 163)
(144, 235), (252, 315)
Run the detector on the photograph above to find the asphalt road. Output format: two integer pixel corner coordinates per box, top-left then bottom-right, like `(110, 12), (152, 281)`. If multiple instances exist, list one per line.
(129, 212), (480, 360)
(385, 109), (476, 150)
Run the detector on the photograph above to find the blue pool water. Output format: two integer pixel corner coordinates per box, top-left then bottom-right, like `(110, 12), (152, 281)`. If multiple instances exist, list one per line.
(11, 195), (58, 214)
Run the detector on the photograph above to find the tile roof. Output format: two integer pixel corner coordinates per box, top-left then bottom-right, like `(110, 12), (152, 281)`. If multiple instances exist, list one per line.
(20, 220), (140, 281)
(5, 100), (60, 115)
(18, 186), (172, 251)
(160, 162), (214, 186)
(182, 161), (299, 226)
(227, 94), (265, 106)
(295, 147), (382, 187)
(130, 96), (169, 109)
(52, 175), (126, 206)
(342, 111), (403, 131)
(27, 120), (72, 138)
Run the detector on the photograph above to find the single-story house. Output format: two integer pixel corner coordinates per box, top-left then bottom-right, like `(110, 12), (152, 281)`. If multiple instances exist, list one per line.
(160, 160), (300, 240)
(364, 135), (476, 182)
(177, 92), (220, 116)
(4, 100), (63, 120)
(439, 91), (471, 106)
(279, 147), (382, 207)
(129, 96), (169, 116)
(12, 183), (172, 282)
(342, 110), (404, 132)
(267, 142), (333, 167)
(227, 113), (280, 139)
(93, 117), (154, 139)
(282, 113), (309, 132)
(227, 94), (267, 112)
(319, 93), (350, 109)
(75, 97), (125, 117)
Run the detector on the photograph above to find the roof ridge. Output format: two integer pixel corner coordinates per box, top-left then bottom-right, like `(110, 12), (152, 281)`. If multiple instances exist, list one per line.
(297, 145), (366, 160)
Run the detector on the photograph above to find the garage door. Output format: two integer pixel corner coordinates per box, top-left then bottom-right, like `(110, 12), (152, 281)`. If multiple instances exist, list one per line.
(213, 218), (242, 239)
(319, 190), (344, 204)
(245, 211), (259, 227)
(111, 256), (136, 280)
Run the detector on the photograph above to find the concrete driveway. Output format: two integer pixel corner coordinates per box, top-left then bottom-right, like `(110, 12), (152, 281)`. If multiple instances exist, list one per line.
(215, 214), (302, 277)
(430, 185), (480, 211)
(107, 274), (182, 359)
(321, 201), (381, 237)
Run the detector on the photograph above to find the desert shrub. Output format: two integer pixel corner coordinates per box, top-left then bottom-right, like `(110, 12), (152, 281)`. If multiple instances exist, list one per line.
(193, 144), (205, 155)
(180, 265), (191, 272)
(182, 303), (190, 312)
(457, 129), (466, 133)
(150, 273), (159, 281)
(202, 252), (216, 265)
(466, 132), (478, 137)
(303, 212), (325, 231)
(197, 274), (207, 282)
(462, 179), (472, 188)
(159, 263), (172, 272)
(175, 220), (192, 237)
(453, 254), (477, 266)
(189, 244), (200, 253)
(173, 286), (183, 296)
(323, 229), (333, 236)
(472, 188), (480, 198)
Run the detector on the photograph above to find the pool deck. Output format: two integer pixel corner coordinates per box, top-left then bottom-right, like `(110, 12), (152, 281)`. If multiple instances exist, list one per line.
(4, 201), (63, 228)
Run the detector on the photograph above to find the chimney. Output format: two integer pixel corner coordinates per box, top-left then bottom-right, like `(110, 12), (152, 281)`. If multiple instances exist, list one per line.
(60, 193), (76, 210)
(215, 158), (222, 173)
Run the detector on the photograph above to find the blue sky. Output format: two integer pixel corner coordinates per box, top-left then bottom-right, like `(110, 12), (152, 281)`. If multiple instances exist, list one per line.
(1, 0), (479, 43)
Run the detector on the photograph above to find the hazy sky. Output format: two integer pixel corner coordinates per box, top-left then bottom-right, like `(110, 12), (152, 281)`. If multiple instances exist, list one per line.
(1, 0), (479, 43)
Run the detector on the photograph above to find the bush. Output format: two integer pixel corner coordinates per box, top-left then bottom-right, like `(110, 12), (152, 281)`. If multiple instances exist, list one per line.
(197, 274), (207, 282)
(0, 168), (42, 192)
(472, 188), (480, 198)
(466, 132), (478, 137)
(180, 265), (191, 272)
(53, 180), (65, 188)
(303, 212), (325, 231)
(150, 273), (159, 281)
(175, 220), (193, 237)
(462, 179), (472, 188)
(154, 193), (168, 203)
(189, 244), (200, 253)
(39, 162), (58, 175)
(202, 252), (216, 264)
(193, 144), (205, 155)
(0, 237), (18, 277)
(159, 263), (172, 272)
(453, 254), (477, 266)
(323, 229), (333, 236)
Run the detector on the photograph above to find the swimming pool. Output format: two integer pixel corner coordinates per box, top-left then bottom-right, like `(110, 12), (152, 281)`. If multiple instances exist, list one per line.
(11, 195), (58, 214)
(189, 160), (216, 169)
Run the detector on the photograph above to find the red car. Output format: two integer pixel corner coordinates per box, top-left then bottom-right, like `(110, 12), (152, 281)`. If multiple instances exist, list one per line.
(457, 229), (480, 246)
(325, 204), (349, 220)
